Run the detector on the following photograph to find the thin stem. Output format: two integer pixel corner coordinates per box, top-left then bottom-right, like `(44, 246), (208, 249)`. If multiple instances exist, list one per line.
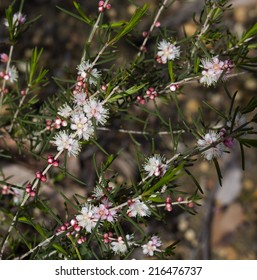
(8, 88), (29, 133)
(81, 0), (111, 62)
(0, 149), (63, 259)
(137, 0), (170, 57)
(0, 45), (14, 109)
(191, 2), (217, 58)
(97, 127), (185, 135)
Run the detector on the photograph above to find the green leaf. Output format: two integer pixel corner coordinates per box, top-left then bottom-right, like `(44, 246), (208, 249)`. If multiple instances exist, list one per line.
(52, 243), (68, 256)
(107, 83), (146, 103)
(239, 22), (257, 43)
(73, 1), (93, 25)
(56, 5), (91, 25)
(239, 138), (257, 148)
(213, 158), (222, 186)
(241, 96), (257, 114)
(239, 141), (245, 170)
(109, 4), (148, 44)
(184, 168), (204, 194)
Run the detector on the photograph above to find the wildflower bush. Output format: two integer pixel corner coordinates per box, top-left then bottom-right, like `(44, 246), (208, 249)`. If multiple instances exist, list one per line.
(0, 0), (257, 260)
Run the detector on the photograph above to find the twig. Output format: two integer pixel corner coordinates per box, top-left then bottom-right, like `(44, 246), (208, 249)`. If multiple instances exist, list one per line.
(97, 127), (185, 135)
(137, 0), (170, 57)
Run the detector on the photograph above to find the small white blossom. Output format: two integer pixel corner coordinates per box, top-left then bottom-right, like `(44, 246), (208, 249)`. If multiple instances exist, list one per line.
(111, 237), (128, 255)
(77, 60), (101, 86)
(83, 98), (109, 125)
(197, 131), (225, 161)
(200, 56), (233, 87)
(227, 112), (247, 130)
(73, 92), (87, 107)
(52, 131), (81, 157)
(5, 65), (18, 83)
(4, 12), (26, 29)
(127, 199), (151, 217)
(76, 203), (99, 233)
(12, 187), (24, 205)
(157, 39), (180, 64)
(92, 185), (105, 199)
(94, 203), (117, 223)
(142, 236), (162, 256)
(70, 113), (94, 140)
(58, 103), (72, 118)
(144, 154), (168, 177)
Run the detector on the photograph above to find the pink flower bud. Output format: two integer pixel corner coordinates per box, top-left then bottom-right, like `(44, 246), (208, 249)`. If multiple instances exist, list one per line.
(154, 21), (161, 27)
(35, 171), (42, 179)
(52, 160), (59, 167)
(106, 3), (111, 10)
(98, 1), (104, 6)
(29, 191), (36, 197)
(142, 31), (148, 37)
(40, 174), (47, 182)
(70, 219), (77, 226)
(0, 53), (9, 63)
(98, 6), (105, 12)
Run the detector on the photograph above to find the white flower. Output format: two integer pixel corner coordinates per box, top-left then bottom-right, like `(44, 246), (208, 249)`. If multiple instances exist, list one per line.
(227, 112), (247, 130)
(142, 236), (162, 256)
(73, 92), (87, 107)
(12, 187), (24, 205)
(52, 131), (81, 157)
(4, 65), (18, 83)
(197, 131), (225, 161)
(200, 56), (233, 87)
(83, 98), (109, 125)
(92, 185), (105, 199)
(70, 113), (94, 140)
(94, 203), (117, 223)
(127, 199), (151, 217)
(76, 203), (99, 233)
(111, 237), (128, 255)
(77, 60), (101, 86)
(157, 39), (180, 64)
(144, 154), (168, 177)
(58, 103), (72, 118)
(4, 12), (26, 29)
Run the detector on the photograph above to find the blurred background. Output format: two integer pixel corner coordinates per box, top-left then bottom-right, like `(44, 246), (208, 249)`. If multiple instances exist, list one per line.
(0, 0), (256, 259)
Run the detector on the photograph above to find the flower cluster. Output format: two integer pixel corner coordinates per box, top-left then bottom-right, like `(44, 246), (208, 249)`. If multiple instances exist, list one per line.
(156, 39), (180, 64)
(75, 201), (117, 233)
(197, 131), (225, 161)
(142, 236), (162, 256)
(144, 154), (168, 177)
(200, 56), (234, 87)
(51, 60), (109, 157)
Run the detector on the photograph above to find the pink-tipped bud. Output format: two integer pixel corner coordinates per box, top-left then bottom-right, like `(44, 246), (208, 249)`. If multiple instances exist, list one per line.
(165, 203), (172, 212)
(106, 3), (111, 10)
(74, 225), (81, 232)
(21, 89), (26, 96)
(98, 6), (105, 12)
(52, 160), (59, 167)
(0, 53), (9, 63)
(29, 191), (36, 197)
(98, 0), (104, 6)
(166, 196), (171, 203)
(154, 21), (161, 28)
(4, 74), (10, 81)
(188, 202), (194, 208)
(25, 187), (31, 193)
(101, 84), (107, 91)
(61, 225), (67, 231)
(170, 84), (177, 92)
(66, 232), (71, 236)
(70, 219), (77, 226)
(48, 157), (54, 164)
(177, 196), (183, 202)
(142, 31), (148, 37)
(61, 120), (67, 127)
(55, 118), (62, 125)
(40, 174), (47, 182)
(103, 233), (109, 239)
(35, 171), (42, 179)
